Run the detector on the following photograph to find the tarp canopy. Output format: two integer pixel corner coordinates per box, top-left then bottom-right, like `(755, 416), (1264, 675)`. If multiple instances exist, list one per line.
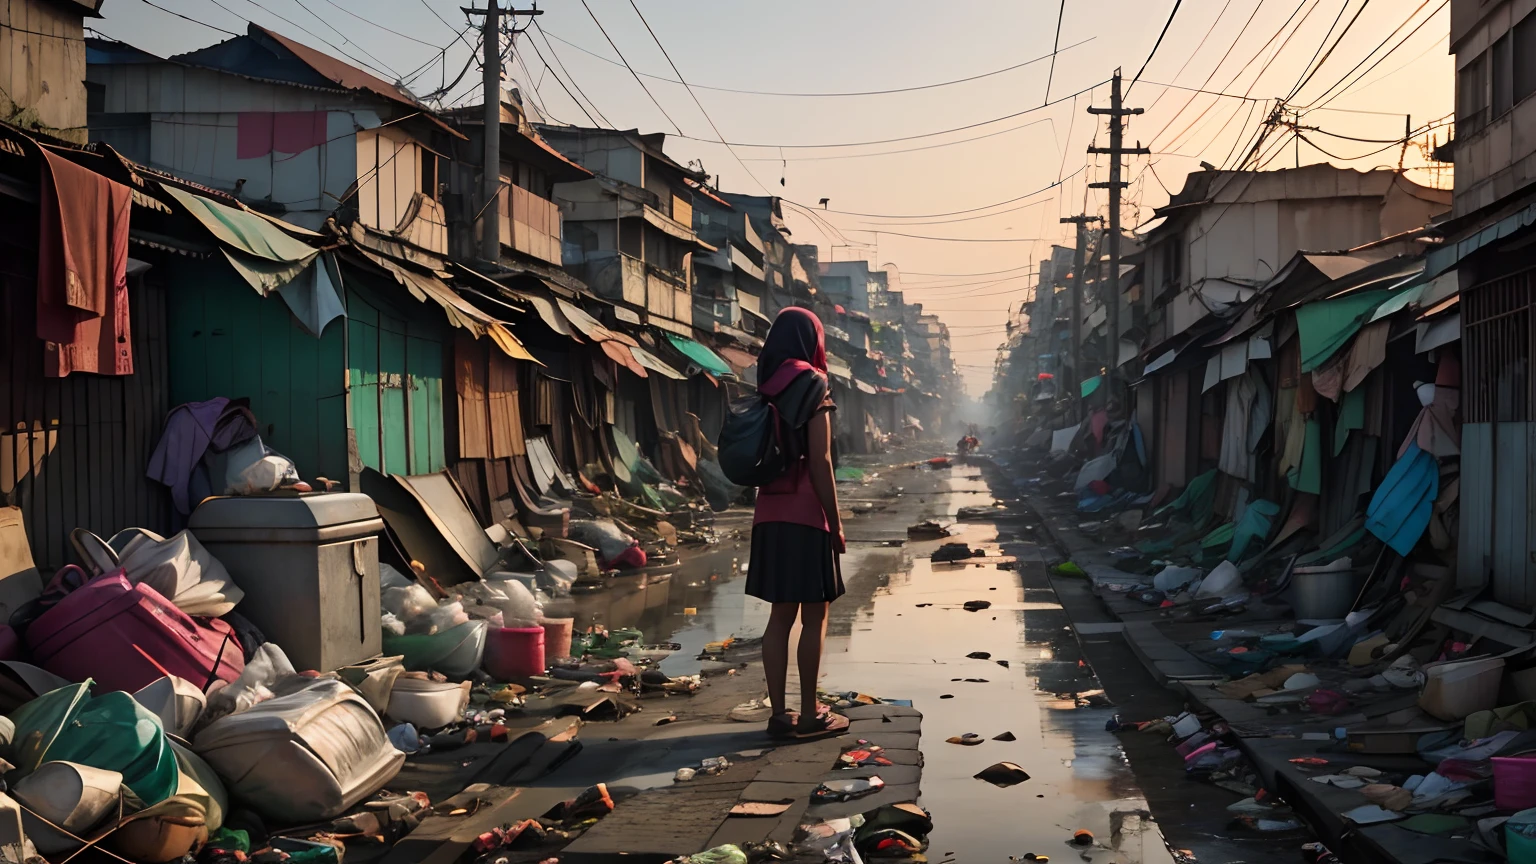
(827, 354), (854, 383)
(665, 333), (733, 378)
(556, 299), (637, 346)
(1081, 375), (1102, 398)
(358, 249), (537, 362)
(855, 379), (879, 395)
(1295, 289), (1392, 373)
(630, 345), (687, 380)
(716, 345), (758, 379)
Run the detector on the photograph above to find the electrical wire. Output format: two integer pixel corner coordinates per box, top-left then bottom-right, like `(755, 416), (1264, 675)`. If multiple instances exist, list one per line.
(419, 35), (481, 100)
(738, 116), (1056, 162)
(537, 27), (1097, 99)
(1301, 0), (1445, 113)
(522, 33), (604, 127)
(671, 79), (1107, 150)
(1045, 0), (1067, 103)
(842, 230), (1043, 243)
(578, 0), (684, 135)
(1286, 0), (1372, 102)
(321, 0), (439, 48)
(1127, 0), (1184, 96)
(134, 0), (238, 35)
(786, 168), (1084, 221)
(417, 0), (477, 54)
(531, 21), (614, 128)
(203, 0), (402, 83)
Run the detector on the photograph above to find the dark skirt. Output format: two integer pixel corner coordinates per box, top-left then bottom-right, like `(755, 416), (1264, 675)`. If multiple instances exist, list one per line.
(745, 522), (845, 604)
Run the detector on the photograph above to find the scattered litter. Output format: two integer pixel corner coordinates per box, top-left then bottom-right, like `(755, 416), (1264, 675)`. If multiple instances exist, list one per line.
(940, 694), (954, 699)
(967, 651), (992, 660)
(996, 660), (1011, 669)
(907, 521), (951, 540)
(974, 762), (1031, 787)
(1010, 855), (1049, 863)
(675, 768), (697, 782)
(963, 600), (992, 612)
(994, 731), (1017, 741)
(946, 733), (984, 746)
(655, 714), (678, 726)
(814, 776), (885, 802)
(730, 801), (793, 817)
(934, 543), (980, 562)
(1342, 804), (1404, 825)
(1070, 829), (1094, 846)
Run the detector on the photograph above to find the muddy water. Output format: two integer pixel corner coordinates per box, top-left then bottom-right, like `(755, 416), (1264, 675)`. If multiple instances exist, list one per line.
(549, 458), (1185, 862)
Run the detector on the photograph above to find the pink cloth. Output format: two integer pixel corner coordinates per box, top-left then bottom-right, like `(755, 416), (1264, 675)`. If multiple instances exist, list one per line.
(237, 112), (330, 159)
(753, 361), (834, 531)
(36, 147), (132, 377)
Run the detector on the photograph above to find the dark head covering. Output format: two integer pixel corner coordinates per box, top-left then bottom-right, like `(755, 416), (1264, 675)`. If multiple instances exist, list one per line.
(758, 307), (827, 388)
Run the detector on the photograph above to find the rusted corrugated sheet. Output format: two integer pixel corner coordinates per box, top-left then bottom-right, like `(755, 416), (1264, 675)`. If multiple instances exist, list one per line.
(0, 265), (171, 572)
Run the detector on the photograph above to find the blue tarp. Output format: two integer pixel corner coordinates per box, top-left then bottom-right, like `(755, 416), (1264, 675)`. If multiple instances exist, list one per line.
(1366, 442), (1439, 556)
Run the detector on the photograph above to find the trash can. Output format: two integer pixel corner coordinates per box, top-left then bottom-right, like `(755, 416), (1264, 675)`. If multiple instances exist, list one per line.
(189, 494), (384, 672)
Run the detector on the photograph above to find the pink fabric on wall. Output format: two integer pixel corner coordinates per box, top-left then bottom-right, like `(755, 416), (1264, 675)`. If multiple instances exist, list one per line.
(237, 112), (330, 159)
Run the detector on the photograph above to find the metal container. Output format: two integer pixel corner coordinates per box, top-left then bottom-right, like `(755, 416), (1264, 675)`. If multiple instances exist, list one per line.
(1288, 566), (1363, 620)
(189, 494), (384, 672)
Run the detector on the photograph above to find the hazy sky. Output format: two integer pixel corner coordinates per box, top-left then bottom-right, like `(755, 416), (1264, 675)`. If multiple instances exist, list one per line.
(96, 0), (1454, 393)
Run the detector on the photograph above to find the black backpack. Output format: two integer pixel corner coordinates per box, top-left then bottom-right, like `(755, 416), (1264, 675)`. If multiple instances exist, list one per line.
(718, 394), (787, 487)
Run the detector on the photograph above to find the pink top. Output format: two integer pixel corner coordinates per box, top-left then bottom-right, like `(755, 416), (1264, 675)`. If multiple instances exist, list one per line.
(753, 362), (835, 532)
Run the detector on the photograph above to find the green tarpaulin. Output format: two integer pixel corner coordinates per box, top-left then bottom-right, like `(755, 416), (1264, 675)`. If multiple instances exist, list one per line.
(665, 334), (734, 378)
(1287, 419), (1323, 495)
(1334, 387), (1366, 455)
(1296, 289), (1392, 373)
(1080, 375), (1102, 398)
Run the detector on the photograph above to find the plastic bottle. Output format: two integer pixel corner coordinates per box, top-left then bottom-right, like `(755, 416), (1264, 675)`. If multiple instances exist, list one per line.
(1301, 843), (1341, 864)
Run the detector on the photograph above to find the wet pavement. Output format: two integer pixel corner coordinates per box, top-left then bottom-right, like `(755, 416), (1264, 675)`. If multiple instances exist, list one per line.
(544, 451), (1301, 863)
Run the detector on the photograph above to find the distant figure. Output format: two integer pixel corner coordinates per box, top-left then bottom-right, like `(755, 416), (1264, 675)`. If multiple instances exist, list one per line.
(746, 307), (848, 740)
(956, 435), (973, 458)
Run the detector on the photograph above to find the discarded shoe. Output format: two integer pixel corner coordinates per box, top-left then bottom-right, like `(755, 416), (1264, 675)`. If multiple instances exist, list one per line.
(542, 783), (613, 824)
(975, 762), (1031, 787)
(946, 733), (984, 746)
(962, 600), (992, 612)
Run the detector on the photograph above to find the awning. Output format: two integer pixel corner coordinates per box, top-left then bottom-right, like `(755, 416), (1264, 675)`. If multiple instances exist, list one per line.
(855, 379), (879, 395)
(359, 248), (536, 362)
(1143, 349), (1177, 375)
(630, 345), (686, 380)
(1081, 375), (1102, 398)
(508, 288), (580, 340)
(1295, 289), (1392, 373)
(665, 333), (733, 378)
(1416, 314), (1461, 353)
(717, 324), (764, 350)
(556, 298), (638, 347)
(641, 205), (717, 252)
(1367, 277), (1428, 323)
(1426, 199), (1536, 278)
(826, 354), (854, 383)
(716, 345), (758, 379)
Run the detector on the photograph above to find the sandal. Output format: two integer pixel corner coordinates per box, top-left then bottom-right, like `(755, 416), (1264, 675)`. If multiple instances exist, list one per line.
(766, 712), (799, 739)
(793, 710), (850, 739)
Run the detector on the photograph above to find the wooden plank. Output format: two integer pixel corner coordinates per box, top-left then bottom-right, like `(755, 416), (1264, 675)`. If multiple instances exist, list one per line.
(379, 318), (407, 475)
(346, 290), (381, 473)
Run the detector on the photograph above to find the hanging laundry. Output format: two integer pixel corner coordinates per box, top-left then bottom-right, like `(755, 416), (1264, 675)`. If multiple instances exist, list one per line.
(36, 147), (133, 377)
(1229, 499), (1281, 563)
(1219, 372), (1266, 481)
(1366, 443), (1439, 556)
(1311, 353), (1345, 402)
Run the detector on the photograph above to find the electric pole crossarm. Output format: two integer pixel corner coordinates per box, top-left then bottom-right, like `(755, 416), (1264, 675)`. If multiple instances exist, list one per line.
(463, 3), (543, 264)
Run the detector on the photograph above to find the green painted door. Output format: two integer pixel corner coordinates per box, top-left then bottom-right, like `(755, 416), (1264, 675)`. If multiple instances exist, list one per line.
(165, 258), (348, 483)
(346, 281), (448, 476)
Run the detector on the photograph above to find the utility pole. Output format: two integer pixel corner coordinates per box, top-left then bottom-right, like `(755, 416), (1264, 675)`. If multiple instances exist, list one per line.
(1088, 68), (1148, 393)
(1060, 214), (1101, 420)
(463, 2), (542, 263)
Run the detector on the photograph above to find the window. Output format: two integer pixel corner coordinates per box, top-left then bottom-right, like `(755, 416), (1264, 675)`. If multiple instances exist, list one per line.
(1517, 12), (1536, 104)
(1159, 234), (1183, 289)
(1494, 34), (1513, 117)
(1460, 53), (1490, 134)
(420, 151), (438, 200)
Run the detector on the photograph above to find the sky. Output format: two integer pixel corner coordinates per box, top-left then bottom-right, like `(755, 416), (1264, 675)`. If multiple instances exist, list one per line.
(95, 0), (1455, 393)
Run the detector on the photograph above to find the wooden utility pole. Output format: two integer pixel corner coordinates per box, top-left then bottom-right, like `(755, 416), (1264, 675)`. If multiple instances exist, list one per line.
(1088, 69), (1147, 388)
(1060, 214), (1101, 420)
(463, 2), (542, 262)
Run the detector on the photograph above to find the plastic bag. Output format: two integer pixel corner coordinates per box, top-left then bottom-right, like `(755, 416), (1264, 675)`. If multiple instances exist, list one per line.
(479, 576), (544, 624)
(380, 612), (406, 637)
(379, 563), (413, 591)
(567, 520), (635, 564)
(214, 436), (299, 496)
(382, 584), (437, 625)
(199, 643), (297, 729)
(419, 601), (468, 636)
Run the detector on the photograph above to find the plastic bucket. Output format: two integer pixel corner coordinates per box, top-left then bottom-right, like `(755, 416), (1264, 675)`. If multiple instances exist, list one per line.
(1289, 568), (1364, 620)
(1494, 756), (1536, 811)
(484, 627), (546, 680)
(540, 618), (574, 661)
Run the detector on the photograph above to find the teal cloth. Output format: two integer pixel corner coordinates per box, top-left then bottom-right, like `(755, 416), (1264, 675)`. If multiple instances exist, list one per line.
(665, 334), (734, 378)
(1334, 387), (1366, 455)
(7, 684), (179, 805)
(1163, 468), (1218, 524)
(1366, 442), (1439, 555)
(1229, 499), (1281, 563)
(1296, 289), (1393, 373)
(1081, 375), (1102, 398)
(1288, 419), (1323, 494)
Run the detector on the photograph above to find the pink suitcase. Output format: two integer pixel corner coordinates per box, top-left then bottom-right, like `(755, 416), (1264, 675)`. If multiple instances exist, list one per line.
(26, 570), (245, 694)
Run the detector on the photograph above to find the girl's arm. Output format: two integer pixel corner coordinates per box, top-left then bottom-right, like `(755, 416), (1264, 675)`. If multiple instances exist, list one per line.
(807, 411), (845, 553)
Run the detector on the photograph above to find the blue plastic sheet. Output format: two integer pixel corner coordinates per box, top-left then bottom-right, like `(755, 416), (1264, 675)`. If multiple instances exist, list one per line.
(1366, 442), (1438, 556)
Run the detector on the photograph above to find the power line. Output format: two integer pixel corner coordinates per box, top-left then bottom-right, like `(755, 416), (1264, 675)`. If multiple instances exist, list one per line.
(321, 0), (439, 48)
(577, 0), (683, 135)
(133, 0), (238, 35)
(788, 169), (1084, 221)
(671, 79), (1108, 150)
(842, 230), (1044, 243)
(1283, 0), (1357, 101)
(738, 116), (1055, 162)
(531, 21), (613, 127)
(537, 27), (1097, 98)
(1127, 0), (1184, 95)
(1045, 0), (1067, 103)
(522, 30), (604, 127)
(417, 0), (477, 53)
(1301, 0), (1444, 113)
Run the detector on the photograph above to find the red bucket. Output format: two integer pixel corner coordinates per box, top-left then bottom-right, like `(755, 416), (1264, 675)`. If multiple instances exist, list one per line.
(484, 627), (546, 680)
(1494, 755), (1536, 811)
